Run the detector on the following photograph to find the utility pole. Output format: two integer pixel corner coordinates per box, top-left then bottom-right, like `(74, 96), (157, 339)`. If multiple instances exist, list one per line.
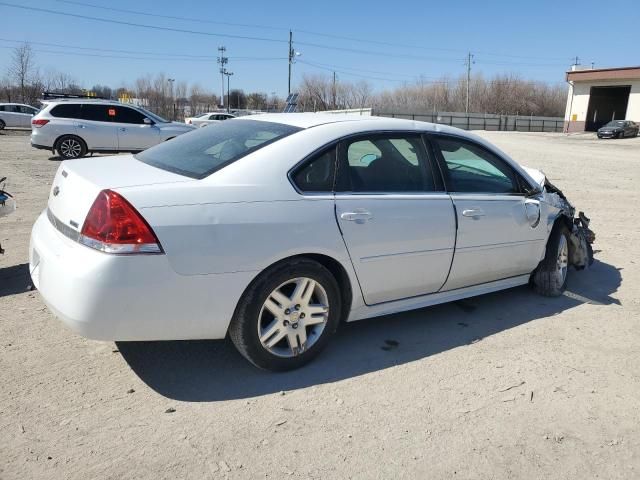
(465, 52), (474, 114)
(167, 78), (175, 120)
(224, 71), (234, 113)
(288, 30), (293, 96)
(332, 71), (337, 109)
(217, 46), (228, 108)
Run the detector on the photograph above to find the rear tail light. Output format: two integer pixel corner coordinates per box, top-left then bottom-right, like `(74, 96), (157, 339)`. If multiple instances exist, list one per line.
(79, 189), (163, 254)
(32, 119), (49, 128)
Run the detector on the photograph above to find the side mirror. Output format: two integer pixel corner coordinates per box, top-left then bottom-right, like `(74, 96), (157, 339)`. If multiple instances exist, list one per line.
(524, 199), (541, 228)
(143, 117), (154, 125)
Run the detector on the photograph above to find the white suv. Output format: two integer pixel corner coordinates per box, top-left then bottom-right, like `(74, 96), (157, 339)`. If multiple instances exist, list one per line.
(31, 100), (196, 159)
(0, 103), (40, 129)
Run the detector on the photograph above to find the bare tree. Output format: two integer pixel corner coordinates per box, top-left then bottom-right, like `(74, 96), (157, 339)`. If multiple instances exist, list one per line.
(8, 43), (36, 103)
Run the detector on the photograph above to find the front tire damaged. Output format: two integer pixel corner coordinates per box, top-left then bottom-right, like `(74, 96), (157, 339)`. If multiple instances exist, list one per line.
(532, 179), (595, 295)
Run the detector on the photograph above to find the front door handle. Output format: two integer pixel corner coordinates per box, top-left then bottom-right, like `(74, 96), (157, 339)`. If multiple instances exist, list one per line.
(340, 210), (372, 223)
(462, 208), (485, 218)
(119, 127), (126, 132)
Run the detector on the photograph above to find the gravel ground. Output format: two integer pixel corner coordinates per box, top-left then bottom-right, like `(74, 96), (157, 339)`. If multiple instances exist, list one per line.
(1, 130), (639, 479)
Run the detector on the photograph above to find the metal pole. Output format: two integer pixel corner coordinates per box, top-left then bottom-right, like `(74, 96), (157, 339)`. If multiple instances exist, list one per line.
(225, 71), (234, 113)
(217, 46), (227, 108)
(465, 52), (474, 114)
(288, 30), (293, 96)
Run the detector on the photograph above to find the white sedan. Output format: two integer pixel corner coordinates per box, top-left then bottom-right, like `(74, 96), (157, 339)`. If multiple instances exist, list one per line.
(29, 114), (594, 371)
(184, 112), (235, 128)
(0, 103), (39, 129)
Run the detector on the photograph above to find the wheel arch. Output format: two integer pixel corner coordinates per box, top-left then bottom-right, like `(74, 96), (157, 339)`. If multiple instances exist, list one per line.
(54, 133), (88, 151)
(234, 253), (355, 326)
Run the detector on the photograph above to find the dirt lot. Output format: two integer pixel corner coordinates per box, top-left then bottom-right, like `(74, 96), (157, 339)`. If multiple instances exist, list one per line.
(1, 129), (639, 479)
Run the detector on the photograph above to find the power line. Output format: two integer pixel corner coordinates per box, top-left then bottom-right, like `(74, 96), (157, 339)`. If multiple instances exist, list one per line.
(0, 37), (284, 60)
(298, 59), (428, 83)
(0, 2), (287, 44)
(0, 43), (283, 63)
(51, 0), (573, 62)
(0, 2), (572, 67)
(52, 0), (286, 32)
(295, 59), (433, 79)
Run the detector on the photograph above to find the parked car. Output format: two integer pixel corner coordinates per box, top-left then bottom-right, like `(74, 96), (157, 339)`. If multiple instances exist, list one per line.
(185, 112), (235, 128)
(30, 100), (196, 159)
(29, 114), (594, 371)
(0, 103), (39, 129)
(597, 120), (639, 139)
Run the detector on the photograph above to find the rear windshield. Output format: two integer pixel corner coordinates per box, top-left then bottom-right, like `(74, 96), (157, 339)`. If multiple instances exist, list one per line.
(135, 119), (301, 179)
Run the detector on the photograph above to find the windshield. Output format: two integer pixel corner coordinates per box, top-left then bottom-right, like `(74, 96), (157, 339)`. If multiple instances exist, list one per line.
(135, 119), (301, 179)
(135, 106), (169, 123)
(605, 121), (625, 127)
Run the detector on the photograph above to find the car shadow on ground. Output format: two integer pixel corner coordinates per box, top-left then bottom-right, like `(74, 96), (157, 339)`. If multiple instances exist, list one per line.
(0, 263), (31, 298)
(118, 259), (621, 402)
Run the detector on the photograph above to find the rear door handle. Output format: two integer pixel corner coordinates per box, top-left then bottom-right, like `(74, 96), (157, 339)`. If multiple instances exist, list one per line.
(119, 128), (126, 132)
(462, 208), (485, 218)
(340, 210), (372, 222)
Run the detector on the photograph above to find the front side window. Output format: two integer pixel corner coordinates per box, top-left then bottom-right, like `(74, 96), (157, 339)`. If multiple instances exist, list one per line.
(136, 120), (301, 179)
(111, 106), (147, 124)
(433, 136), (518, 194)
(339, 135), (434, 192)
(291, 147), (336, 192)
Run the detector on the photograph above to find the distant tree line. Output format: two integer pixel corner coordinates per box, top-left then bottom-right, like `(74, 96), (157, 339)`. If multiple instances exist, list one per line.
(1, 43), (566, 119)
(298, 73), (567, 117)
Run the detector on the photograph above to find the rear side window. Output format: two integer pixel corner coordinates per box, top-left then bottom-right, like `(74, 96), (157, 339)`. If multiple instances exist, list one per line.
(338, 134), (435, 192)
(79, 104), (111, 122)
(135, 120), (301, 179)
(50, 104), (82, 119)
(291, 147), (336, 192)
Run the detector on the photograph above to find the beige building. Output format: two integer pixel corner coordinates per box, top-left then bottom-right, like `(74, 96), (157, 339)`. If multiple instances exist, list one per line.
(564, 66), (640, 132)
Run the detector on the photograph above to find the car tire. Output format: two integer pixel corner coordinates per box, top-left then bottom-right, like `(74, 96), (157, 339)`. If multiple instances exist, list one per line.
(56, 135), (87, 159)
(229, 258), (342, 371)
(0, 119), (5, 130)
(533, 222), (571, 297)
(617, 131), (624, 139)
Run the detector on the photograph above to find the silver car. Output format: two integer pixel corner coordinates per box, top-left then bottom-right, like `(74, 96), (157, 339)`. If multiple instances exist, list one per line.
(0, 103), (39, 129)
(30, 100), (195, 159)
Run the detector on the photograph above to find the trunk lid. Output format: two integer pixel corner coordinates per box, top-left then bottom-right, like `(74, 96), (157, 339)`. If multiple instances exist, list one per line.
(47, 154), (192, 232)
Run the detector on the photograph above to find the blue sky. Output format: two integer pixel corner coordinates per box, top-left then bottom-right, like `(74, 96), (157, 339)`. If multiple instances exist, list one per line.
(0, 0), (638, 96)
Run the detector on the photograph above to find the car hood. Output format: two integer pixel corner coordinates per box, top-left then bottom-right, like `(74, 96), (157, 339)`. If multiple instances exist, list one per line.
(599, 126), (621, 131)
(159, 122), (196, 130)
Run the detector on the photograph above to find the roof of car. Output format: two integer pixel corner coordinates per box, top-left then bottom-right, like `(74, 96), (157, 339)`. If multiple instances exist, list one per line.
(41, 99), (129, 106)
(242, 112), (471, 135)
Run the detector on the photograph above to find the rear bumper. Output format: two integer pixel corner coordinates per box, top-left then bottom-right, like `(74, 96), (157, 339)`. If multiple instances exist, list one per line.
(29, 211), (256, 341)
(30, 141), (52, 151)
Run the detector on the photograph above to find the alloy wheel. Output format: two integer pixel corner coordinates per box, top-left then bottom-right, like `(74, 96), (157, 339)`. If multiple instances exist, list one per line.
(556, 235), (569, 283)
(60, 138), (82, 158)
(257, 277), (330, 357)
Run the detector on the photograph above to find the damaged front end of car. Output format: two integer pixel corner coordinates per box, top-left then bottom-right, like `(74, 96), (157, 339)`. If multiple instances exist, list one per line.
(541, 178), (595, 270)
